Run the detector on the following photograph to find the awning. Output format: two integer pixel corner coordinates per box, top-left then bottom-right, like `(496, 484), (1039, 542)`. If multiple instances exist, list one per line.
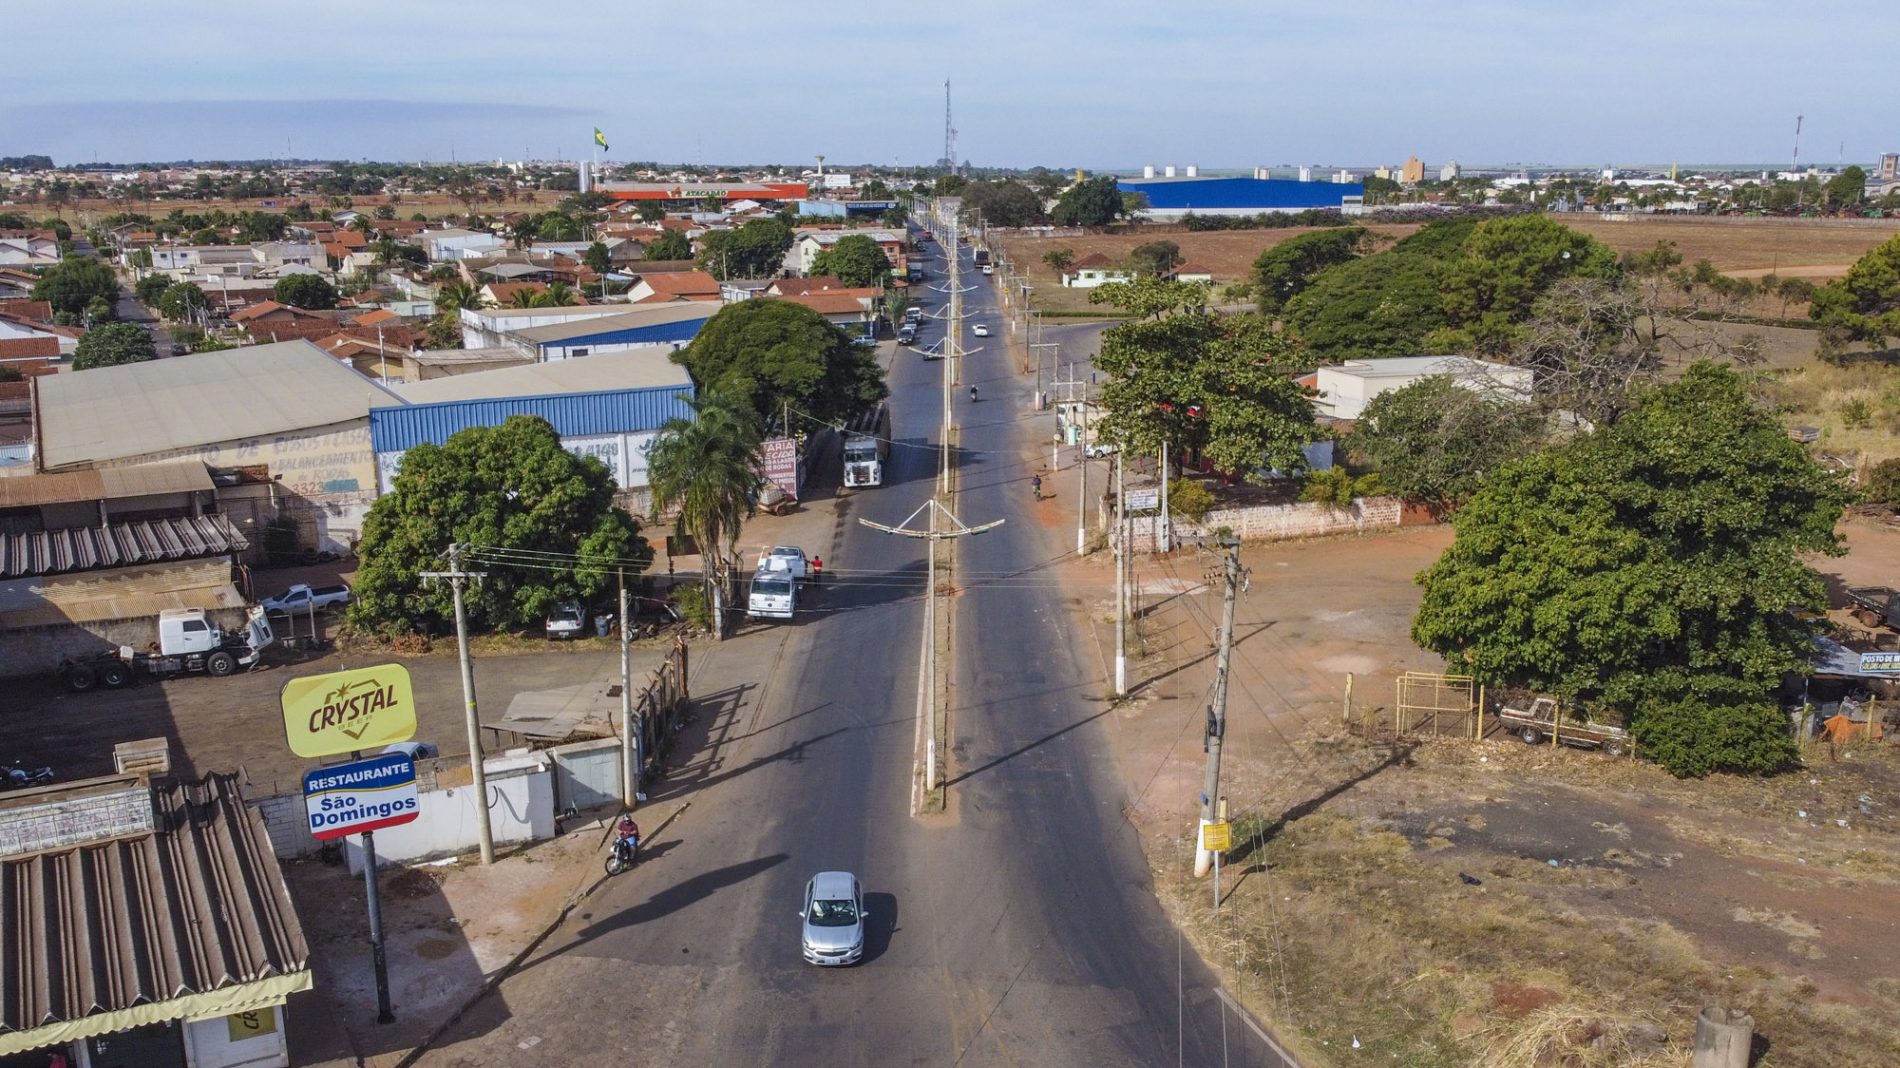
(0, 972), (312, 1056)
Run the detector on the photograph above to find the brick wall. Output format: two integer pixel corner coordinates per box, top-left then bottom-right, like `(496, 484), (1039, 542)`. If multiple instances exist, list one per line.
(0, 778), (154, 856)
(1143, 495), (1402, 549)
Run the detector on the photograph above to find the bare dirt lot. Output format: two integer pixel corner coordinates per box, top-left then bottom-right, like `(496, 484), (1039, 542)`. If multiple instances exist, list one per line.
(1090, 521), (1900, 1068)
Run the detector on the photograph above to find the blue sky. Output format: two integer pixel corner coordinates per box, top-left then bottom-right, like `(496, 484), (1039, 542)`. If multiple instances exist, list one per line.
(6, 1), (1896, 169)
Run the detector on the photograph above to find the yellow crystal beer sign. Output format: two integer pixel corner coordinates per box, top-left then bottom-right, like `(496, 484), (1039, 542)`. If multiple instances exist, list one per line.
(280, 664), (417, 758)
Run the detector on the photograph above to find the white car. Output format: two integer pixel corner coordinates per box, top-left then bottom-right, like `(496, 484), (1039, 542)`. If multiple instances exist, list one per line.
(799, 871), (867, 966)
(971, 323), (990, 337)
(544, 602), (586, 640)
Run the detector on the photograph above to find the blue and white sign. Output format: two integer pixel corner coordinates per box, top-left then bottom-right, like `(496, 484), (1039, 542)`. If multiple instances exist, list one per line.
(304, 753), (420, 840)
(1859, 651), (1900, 674)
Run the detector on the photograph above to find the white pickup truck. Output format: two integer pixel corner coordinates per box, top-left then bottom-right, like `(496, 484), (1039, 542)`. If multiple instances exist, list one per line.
(260, 583), (352, 615)
(756, 546), (821, 583)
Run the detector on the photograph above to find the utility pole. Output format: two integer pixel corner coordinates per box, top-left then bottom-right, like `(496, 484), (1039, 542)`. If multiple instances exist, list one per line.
(1194, 538), (1243, 878)
(861, 499), (1003, 792)
(619, 567), (638, 809)
(1031, 341), (1058, 410)
(1114, 452), (1127, 697)
(421, 545), (496, 865)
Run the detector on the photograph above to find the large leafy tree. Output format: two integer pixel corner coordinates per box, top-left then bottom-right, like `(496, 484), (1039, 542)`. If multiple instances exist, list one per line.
(1283, 252), (1446, 360)
(643, 229), (692, 261)
(350, 416), (647, 634)
(1823, 165), (1866, 211)
(1412, 363), (1851, 776)
(1351, 375), (1544, 508)
(647, 393), (764, 640)
(1251, 227), (1366, 315)
(133, 273), (171, 305)
(1051, 176), (1125, 227)
(1126, 240), (1182, 278)
(274, 273), (338, 310)
(674, 298), (887, 426)
(157, 281), (208, 322)
(73, 322), (157, 370)
(31, 257), (120, 317)
(1808, 234), (1900, 347)
(1435, 215), (1619, 354)
(809, 234), (892, 288)
(963, 179), (1048, 228)
(697, 217), (793, 280)
(1090, 279), (1316, 477)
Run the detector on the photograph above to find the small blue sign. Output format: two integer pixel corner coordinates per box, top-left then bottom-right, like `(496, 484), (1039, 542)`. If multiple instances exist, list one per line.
(1859, 651), (1900, 674)
(303, 752), (419, 840)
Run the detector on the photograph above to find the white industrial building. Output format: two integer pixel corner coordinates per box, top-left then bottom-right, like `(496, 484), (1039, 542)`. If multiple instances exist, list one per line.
(1313, 355), (1532, 420)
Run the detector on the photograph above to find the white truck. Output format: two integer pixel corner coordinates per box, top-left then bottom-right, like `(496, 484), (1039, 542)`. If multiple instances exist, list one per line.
(260, 582), (352, 615)
(842, 405), (891, 489)
(756, 545), (821, 583)
(60, 607), (276, 691)
(747, 559), (798, 621)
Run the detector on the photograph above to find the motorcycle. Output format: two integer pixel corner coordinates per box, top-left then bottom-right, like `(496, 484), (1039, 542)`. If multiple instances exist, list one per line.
(603, 820), (640, 876)
(1, 762), (55, 790)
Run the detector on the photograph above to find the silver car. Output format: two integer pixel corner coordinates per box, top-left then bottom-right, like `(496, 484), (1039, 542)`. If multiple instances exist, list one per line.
(799, 871), (867, 966)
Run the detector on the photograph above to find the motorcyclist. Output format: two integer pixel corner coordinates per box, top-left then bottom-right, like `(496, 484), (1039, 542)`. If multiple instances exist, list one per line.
(615, 815), (640, 860)
(970, 384), (979, 401)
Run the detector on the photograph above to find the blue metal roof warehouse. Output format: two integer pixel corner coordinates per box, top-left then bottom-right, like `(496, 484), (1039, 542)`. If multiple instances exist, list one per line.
(1117, 177), (1364, 218)
(369, 388), (693, 453)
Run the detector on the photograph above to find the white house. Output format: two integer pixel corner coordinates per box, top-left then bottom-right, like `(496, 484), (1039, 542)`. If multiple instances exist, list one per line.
(784, 229), (906, 276)
(423, 228), (507, 262)
(1313, 355), (1533, 421)
(0, 234), (60, 267)
(1060, 253), (1135, 289)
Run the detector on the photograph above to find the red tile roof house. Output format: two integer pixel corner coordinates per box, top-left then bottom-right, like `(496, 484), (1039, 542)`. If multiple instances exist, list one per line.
(629, 270), (723, 303)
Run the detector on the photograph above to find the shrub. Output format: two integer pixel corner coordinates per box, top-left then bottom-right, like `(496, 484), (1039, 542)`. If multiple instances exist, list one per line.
(673, 584), (712, 632)
(1863, 458), (1900, 508)
(1631, 694), (1799, 778)
(1840, 397), (1874, 429)
(1168, 478), (1216, 522)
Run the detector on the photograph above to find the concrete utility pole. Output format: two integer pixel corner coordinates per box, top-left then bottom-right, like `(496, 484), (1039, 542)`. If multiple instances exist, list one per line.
(421, 545), (496, 865)
(1115, 452), (1127, 697)
(861, 499), (1003, 791)
(1194, 538), (1243, 878)
(619, 568), (638, 809)
(1031, 341), (1057, 409)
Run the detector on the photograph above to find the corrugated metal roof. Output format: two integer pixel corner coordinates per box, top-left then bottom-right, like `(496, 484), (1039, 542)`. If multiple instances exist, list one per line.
(35, 341), (405, 471)
(0, 774), (308, 1040)
(387, 348), (694, 405)
(0, 463), (215, 509)
(511, 303), (718, 345)
(371, 386), (696, 452)
(1118, 177), (1364, 210)
(0, 514), (248, 579)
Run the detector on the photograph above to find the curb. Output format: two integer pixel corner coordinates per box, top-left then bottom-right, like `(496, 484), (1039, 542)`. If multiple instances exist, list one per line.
(389, 801), (692, 1067)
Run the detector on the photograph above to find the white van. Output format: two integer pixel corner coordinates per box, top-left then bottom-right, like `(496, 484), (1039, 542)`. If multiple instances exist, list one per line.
(747, 562), (797, 621)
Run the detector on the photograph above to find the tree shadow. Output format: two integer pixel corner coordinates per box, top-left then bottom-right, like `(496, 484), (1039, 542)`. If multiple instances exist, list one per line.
(555, 852), (791, 957)
(946, 706), (1115, 787)
(1222, 742), (1418, 876)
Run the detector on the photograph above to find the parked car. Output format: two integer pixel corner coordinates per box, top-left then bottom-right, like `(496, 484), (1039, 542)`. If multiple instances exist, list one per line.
(545, 602), (587, 640)
(260, 583), (351, 615)
(799, 871), (867, 966)
(758, 545), (821, 583)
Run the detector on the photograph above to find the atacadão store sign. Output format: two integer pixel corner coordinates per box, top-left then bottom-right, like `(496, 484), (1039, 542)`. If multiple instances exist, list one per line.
(280, 664), (417, 758)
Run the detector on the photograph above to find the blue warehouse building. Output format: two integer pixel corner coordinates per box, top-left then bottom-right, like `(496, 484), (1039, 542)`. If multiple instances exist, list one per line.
(369, 350), (695, 506)
(1116, 177), (1366, 221)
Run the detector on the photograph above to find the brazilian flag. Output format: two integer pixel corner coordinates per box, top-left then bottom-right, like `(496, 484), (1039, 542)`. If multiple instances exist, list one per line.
(593, 128), (609, 152)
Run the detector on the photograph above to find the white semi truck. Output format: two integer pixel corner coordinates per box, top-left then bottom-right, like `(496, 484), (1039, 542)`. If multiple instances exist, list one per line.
(842, 405), (891, 488)
(60, 607), (275, 691)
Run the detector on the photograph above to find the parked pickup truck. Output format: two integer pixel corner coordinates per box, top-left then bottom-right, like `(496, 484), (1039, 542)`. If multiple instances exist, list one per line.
(1496, 697), (1630, 756)
(757, 545), (821, 583)
(260, 583), (352, 615)
(1846, 585), (1900, 630)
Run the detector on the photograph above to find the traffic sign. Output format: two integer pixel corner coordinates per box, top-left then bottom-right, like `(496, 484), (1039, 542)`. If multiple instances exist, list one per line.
(280, 664), (417, 758)
(1860, 651), (1900, 674)
(1201, 821), (1232, 852)
(304, 753), (419, 840)
(1126, 488), (1160, 511)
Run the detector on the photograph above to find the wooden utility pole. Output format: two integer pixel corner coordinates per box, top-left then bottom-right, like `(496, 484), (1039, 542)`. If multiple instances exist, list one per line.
(1195, 538), (1242, 878)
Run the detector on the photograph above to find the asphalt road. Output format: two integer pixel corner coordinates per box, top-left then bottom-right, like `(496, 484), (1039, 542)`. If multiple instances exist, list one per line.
(418, 238), (1291, 1067)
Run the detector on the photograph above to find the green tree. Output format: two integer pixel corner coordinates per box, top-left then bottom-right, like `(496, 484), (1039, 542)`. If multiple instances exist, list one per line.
(539, 280), (580, 307)
(583, 241), (612, 275)
(1389, 218), (1478, 259)
(1251, 227), (1365, 315)
(1043, 247), (1076, 273)
(1300, 468), (1384, 509)
(1126, 240), (1182, 278)
(157, 281), (208, 322)
(879, 204), (909, 228)
(349, 416), (647, 634)
(83, 295), (117, 324)
(1360, 175), (1403, 204)
(436, 280), (487, 313)
(72, 322), (157, 369)
(273, 273), (338, 310)
(31, 257), (120, 317)
(808, 234), (892, 288)
(1351, 375), (1544, 508)
(1435, 215), (1620, 354)
(1824, 166), (1867, 211)
(633, 201), (666, 223)
(1091, 282), (1316, 478)
(1808, 234), (1900, 347)
(696, 217), (793, 280)
(134, 273), (171, 305)
(933, 174), (969, 198)
(647, 392), (765, 639)
(643, 229), (692, 261)
(963, 179), (1048, 228)
(1412, 363), (1850, 776)
(674, 299), (887, 427)
(423, 313), (462, 349)
(1051, 176), (1126, 227)
(1282, 252), (1446, 360)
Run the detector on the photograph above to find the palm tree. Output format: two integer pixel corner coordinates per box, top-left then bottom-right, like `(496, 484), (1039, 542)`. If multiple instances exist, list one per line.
(647, 393), (764, 640)
(436, 280), (487, 313)
(539, 280), (580, 307)
(507, 287), (541, 309)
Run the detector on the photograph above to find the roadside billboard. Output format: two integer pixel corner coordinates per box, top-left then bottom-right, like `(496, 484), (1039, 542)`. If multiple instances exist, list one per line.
(304, 752), (420, 840)
(760, 436), (799, 501)
(280, 664), (418, 758)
